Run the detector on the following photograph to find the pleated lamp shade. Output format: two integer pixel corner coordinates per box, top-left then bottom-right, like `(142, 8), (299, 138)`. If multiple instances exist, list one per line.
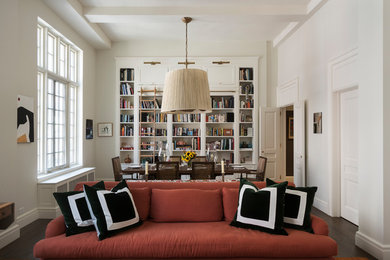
(161, 68), (212, 113)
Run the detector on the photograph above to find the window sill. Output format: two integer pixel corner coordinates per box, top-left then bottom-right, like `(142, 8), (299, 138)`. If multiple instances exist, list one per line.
(37, 165), (84, 183)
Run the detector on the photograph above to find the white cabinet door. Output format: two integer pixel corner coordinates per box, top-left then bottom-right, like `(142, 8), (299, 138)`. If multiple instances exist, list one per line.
(260, 107), (280, 180)
(340, 89), (359, 225)
(293, 101), (305, 187)
(138, 64), (168, 84)
(207, 65), (236, 90)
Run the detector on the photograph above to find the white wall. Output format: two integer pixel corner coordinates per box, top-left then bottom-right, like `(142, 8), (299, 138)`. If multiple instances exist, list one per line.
(95, 39), (268, 180)
(277, 0), (390, 258)
(277, 0), (357, 212)
(0, 0), (96, 225)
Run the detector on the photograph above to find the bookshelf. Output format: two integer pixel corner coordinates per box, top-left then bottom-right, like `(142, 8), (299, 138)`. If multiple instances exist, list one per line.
(116, 57), (258, 169)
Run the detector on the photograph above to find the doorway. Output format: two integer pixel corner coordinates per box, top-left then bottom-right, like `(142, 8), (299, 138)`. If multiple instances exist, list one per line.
(280, 105), (294, 182)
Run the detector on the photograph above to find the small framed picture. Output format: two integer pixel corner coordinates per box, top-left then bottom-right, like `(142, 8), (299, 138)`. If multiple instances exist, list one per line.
(288, 117), (294, 139)
(86, 119), (93, 139)
(98, 123), (113, 137)
(313, 112), (322, 134)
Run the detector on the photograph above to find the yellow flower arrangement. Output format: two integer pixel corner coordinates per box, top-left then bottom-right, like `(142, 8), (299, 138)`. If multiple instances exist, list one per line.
(181, 150), (197, 165)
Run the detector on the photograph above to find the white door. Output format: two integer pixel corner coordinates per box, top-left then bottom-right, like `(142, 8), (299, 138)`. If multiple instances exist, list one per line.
(260, 107), (280, 180)
(293, 101), (305, 187)
(340, 89), (359, 225)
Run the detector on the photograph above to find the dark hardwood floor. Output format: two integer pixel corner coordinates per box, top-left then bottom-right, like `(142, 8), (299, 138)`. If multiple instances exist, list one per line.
(0, 208), (377, 260)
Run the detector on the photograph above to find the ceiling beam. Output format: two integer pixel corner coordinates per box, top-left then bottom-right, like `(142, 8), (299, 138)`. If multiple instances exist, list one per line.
(84, 5), (308, 23)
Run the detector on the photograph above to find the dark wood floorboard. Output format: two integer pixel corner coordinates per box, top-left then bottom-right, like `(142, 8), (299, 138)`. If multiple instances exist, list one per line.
(0, 209), (377, 259)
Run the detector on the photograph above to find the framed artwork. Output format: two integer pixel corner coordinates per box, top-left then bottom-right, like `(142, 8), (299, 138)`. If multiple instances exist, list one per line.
(313, 112), (322, 134)
(288, 117), (294, 139)
(17, 95), (34, 143)
(86, 119), (93, 139)
(98, 123), (113, 137)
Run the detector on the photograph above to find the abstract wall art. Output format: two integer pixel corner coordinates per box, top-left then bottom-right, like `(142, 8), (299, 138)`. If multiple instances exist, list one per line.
(17, 95), (34, 143)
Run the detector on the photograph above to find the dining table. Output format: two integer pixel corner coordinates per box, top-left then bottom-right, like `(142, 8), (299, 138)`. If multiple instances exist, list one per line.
(122, 163), (251, 181)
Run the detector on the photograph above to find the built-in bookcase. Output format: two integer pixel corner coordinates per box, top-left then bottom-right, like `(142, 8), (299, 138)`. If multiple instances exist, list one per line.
(116, 57), (258, 169)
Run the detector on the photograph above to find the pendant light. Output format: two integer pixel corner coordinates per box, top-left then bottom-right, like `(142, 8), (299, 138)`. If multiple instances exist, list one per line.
(161, 17), (212, 114)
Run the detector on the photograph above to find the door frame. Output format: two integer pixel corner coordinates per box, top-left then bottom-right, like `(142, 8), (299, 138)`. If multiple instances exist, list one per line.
(329, 85), (358, 217)
(280, 106), (294, 182)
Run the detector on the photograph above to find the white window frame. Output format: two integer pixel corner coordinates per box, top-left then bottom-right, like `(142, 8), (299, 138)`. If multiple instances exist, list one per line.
(37, 18), (82, 177)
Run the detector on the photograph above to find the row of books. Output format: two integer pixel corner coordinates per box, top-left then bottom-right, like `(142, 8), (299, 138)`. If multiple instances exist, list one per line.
(207, 139), (234, 150)
(207, 128), (233, 136)
(240, 99), (254, 108)
(239, 68), (253, 81)
(206, 112), (234, 122)
(120, 98), (133, 109)
(120, 68), (134, 81)
(211, 97), (234, 108)
(173, 137), (200, 151)
(240, 141), (253, 149)
(140, 99), (161, 109)
(240, 127), (253, 137)
(240, 82), (254, 94)
(141, 113), (167, 123)
(140, 141), (154, 150)
(140, 128), (168, 136)
(120, 83), (134, 95)
(173, 114), (201, 122)
(120, 114), (134, 123)
(173, 127), (199, 136)
(120, 126), (133, 137)
(240, 112), (252, 122)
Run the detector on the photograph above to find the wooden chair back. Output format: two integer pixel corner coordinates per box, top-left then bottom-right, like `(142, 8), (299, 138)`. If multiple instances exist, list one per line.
(191, 162), (215, 180)
(112, 156), (123, 181)
(169, 156), (181, 163)
(192, 156), (207, 162)
(156, 162), (180, 180)
(256, 156), (267, 181)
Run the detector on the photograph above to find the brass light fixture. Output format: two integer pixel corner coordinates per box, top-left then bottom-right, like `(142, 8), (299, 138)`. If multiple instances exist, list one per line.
(161, 17), (211, 114)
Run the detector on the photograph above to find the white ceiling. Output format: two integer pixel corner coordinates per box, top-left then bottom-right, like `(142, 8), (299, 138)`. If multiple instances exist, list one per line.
(43, 0), (326, 49)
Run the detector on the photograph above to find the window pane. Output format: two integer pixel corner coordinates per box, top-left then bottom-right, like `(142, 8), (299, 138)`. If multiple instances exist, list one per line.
(59, 42), (67, 77)
(47, 109), (53, 124)
(47, 124), (53, 138)
(37, 27), (42, 67)
(47, 34), (56, 72)
(47, 153), (53, 168)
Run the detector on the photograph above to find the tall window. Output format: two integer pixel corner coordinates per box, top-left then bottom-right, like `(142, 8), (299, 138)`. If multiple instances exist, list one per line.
(37, 18), (82, 175)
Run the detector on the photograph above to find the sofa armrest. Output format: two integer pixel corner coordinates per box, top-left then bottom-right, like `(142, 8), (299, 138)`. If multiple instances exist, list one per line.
(45, 215), (66, 238)
(311, 214), (329, 236)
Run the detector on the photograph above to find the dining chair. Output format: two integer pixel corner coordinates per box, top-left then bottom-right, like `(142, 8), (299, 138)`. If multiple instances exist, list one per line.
(192, 156), (207, 162)
(156, 162), (180, 180)
(191, 162), (215, 180)
(169, 156), (181, 163)
(112, 156), (123, 181)
(242, 156), (267, 181)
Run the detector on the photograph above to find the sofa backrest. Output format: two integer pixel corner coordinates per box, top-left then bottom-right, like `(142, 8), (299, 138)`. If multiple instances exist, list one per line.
(74, 181), (294, 222)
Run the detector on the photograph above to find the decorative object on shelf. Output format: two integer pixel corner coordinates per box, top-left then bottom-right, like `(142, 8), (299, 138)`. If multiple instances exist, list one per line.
(17, 95), (34, 143)
(98, 122), (113, 137)
(161, 17), (211, 114)
(86, 119), (93, 139)
(181, 150), (197, 167)
(313, 112), (322, 134)
(288, 116), (294, 139)
(124, 155), (131, 163)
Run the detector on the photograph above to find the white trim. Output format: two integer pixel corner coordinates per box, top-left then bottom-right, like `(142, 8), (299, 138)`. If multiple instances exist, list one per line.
(0, 224), (20, 250)
(313, 197), (330, 215)
(356, 231), (390, 260)
(277, 77), (299, 108)
(16, 208), (39, 229)
(38, 207), (61, 219)
(237, 185), (277, 229)
(283, 189), (307, 225)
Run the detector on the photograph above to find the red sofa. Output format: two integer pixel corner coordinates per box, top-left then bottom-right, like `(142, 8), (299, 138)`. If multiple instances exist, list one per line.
(34, 181), (337, 260)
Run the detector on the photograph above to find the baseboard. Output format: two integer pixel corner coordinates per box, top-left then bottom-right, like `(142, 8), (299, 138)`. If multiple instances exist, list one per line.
(0, 223), (20, 250)
(314, 197), (330, 215)
(356, 231), (390, 260)
(38, 207), (61, 219)
(16, 208), (39, 229)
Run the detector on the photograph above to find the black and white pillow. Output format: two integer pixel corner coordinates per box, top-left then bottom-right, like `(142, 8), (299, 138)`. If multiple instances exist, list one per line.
(84, 180), (142, 240)
(53, 181), (105, 236)
(230, 179), (288, 235)
(266, 178), (317, 233)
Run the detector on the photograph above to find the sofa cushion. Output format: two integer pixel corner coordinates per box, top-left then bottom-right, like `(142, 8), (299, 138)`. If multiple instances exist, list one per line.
(53, 181), (105, 236)
(222, 187), (239, 222)
(34, 221), (337, 259)
(130, 187), (150, 221)
(84, 180), (142, 240)
(150, 189), (223, 222)
(230, 179), (288, 235)
(267, 178), (318, 233)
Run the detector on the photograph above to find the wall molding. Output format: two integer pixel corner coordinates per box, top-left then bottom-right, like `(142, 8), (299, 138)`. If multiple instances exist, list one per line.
(328, 47), (359, 92)
(277, 77), (299, 107)
(356, 231), (390, 260)
(314, 197), (330, 215)
(0, 224), (20, 250)
(38, 207), (61, 219)
(16, 208), (39, 229)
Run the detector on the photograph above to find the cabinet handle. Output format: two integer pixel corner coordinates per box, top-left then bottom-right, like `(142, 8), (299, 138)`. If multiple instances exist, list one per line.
(144, 61), (161, 65)
(212, 61), (230, 65)
(178, 61), (195, 65)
